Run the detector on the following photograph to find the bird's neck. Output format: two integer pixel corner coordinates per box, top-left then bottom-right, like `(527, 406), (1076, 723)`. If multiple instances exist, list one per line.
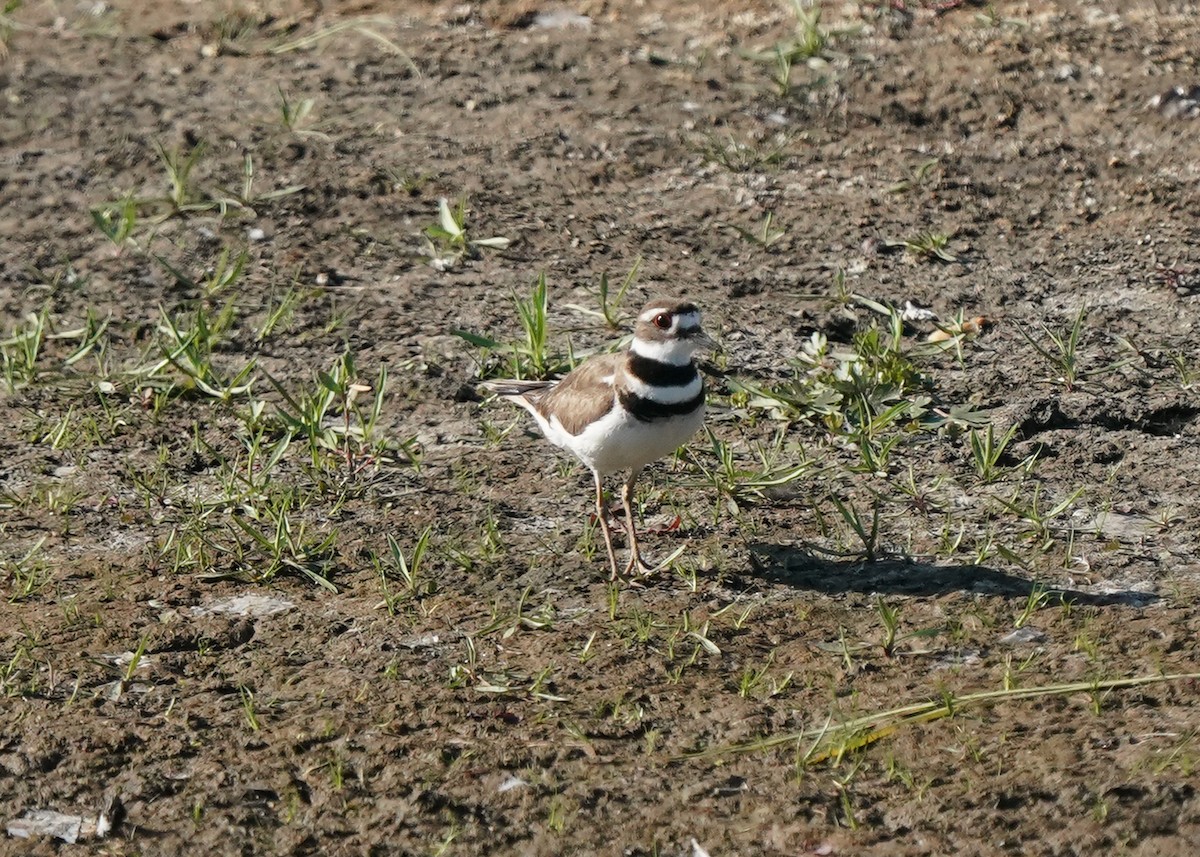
(630, 336), (695, 367)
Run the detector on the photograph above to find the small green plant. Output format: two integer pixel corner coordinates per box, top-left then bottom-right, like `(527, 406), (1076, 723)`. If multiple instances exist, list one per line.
(0, 0), (23, 53)
(0, 304), (50, 391)
(376, 165), (432, 196)
(115, 633), (151, 699)
(512, 273), (551, 378)
(968, 423), (1019, 483)
(729, 211), (787, 249)
(737, 651), (794, 699)
(423, 196), (511, 269)
(975, 3), (1028, 29)
(832, 760), (864, 830)
(694, 132), (790, 172)
(828, 494), (883, 561)
(267, 351), (401, 469)
(689, 427), (814, 521)
(781, 0), (827, 61)
(3, 537), (49, 602)
(276, 87), (328, 139)
(547, 799), (568, 833)
(1013, 583), (1050, 629)
(456, 274), (575, 380)
(1001, 650), (1040, 691)
(993, 483), (1085, 548)
(256, 282), (311, 341)
(886, 230), (957, 262)
(375, 527), (435, 613)
(478, 585), (556, 639)
(566, 256), (641, 329)
(240, 686), (263, 731)
(887, 158), (941, 194)
(140, 303), (256, 401)
(1016, 305), (1087, 391)
(447, 635), (482, 689)
(91, 194), (140, 250)
(1169, 351), (1197, 390)
(221, 152), (305, 215)
(204, 9), (262, 54)
(876, 596), (901, 656)
(226, 489), (339, 591)
(155, 139), (209, 214)
(1016, 306), (1136, 391)
(741, 0), (829, 95)
(201, 247), (250, 298)
(735, 299), (930, 435)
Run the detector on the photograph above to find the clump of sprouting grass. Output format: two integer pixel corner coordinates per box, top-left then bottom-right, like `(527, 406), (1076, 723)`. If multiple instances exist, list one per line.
(91, 142), (302, 238)
(739, 0), (831, 97)
(992, 482), (1085, 552)
(154, 139), (210, 216)
(728, 211), (787, 249)
(374, 527), (435, 614)
(135, 303), (256, 402)
(733, 312), (934, 480)
(454, 273), (579, 380)
(222, 487), (340, 591)
(693, 132), (791, 172)
(968, 423), (1020, 483)
(91, 194), (140, 251)
(2, 537), (50, 602)
(565, 256), (642, 329)
(886, 157), (941, 194)
(275, 87), (327, 139)
(1, 303), (111, 392)
(688, 671), (1200, 768)
(736, 301), (929, 429)
(255, 280), (313, 341)
(375, 165), (432, 196)
(688, 427), (815, 522)
(1015, 305), (1137, 392)
(0, 304), (50, 391)
(422, 196), (511, 270)
(884, 230), (958, 262)
(477, 585), (556, 639)
(264, 350), (407, 471)
(220, 152), (305, 215)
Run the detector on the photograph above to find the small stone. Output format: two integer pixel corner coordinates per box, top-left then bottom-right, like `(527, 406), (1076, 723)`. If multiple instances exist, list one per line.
(999, 626), (1047, 646)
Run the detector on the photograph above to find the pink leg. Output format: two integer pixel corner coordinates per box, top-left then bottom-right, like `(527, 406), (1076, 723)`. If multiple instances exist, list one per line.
(621, 469), (655, 576)
(593, 470), (622, 580)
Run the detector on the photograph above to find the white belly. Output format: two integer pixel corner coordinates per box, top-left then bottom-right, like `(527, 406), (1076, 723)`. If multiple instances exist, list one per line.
(544, 401), (705, 475)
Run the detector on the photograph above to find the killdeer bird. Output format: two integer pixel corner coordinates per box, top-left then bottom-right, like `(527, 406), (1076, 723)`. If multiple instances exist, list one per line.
(481, 298), (714, 579)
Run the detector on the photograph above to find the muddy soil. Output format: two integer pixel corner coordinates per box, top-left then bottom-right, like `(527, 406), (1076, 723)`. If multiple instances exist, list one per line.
(2, 1), (1200, 855)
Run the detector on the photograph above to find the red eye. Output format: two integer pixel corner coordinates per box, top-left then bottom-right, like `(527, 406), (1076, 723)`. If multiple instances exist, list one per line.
(653, 313), (671, 329)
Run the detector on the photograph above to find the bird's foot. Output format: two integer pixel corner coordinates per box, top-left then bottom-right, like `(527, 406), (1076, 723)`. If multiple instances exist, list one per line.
(622, 554), (657, 579)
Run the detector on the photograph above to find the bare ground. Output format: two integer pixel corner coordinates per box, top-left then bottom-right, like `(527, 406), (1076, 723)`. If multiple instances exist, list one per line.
(2, 1), (1200, 855)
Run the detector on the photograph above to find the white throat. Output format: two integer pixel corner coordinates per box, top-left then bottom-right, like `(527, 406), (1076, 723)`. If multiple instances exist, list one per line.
(631, 335), (696, 366)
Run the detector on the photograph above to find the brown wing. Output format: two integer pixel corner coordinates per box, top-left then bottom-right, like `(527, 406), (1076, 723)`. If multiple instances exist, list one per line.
(479, 379), (556, 397)
(534, 353), (621, 436)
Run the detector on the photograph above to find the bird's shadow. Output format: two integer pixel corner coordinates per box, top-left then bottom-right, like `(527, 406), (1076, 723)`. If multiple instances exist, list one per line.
(746, 542), (1158, 608)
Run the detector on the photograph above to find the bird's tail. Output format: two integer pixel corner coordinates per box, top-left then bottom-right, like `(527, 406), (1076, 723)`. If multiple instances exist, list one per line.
(478, 378), (556, 398)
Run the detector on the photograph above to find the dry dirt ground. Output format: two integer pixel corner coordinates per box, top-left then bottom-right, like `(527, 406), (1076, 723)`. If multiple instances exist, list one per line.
(2, 0), (1200, 854)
